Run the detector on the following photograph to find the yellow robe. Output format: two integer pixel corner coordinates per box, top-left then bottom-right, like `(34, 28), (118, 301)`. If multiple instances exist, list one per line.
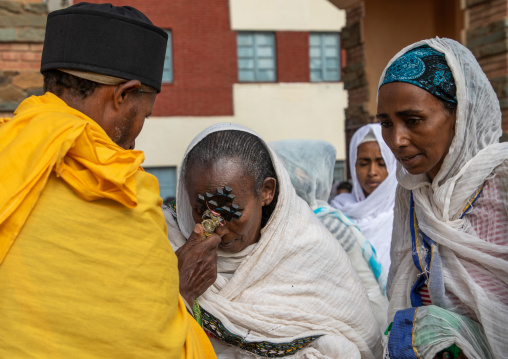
(0, 93), (215, 358)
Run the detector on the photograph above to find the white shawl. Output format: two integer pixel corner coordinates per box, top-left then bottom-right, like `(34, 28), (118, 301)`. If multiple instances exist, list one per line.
(331, 123), (397, 275)
(165, 123), (382, 358)
(270, 139), (388, 332)
(380, 38), (508, 359)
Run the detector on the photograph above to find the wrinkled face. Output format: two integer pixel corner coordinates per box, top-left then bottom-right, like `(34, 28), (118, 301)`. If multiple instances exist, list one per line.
(355, 141), (387, 197)
(377, 82), (456, 181)
(110, 92), (156, 150)
(186, 160), (265, 253)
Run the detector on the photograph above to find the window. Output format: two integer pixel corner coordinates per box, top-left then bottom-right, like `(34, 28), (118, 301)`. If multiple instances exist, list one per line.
(144, 166), (177, 202)
(162, 30), (173, 83)
(333, 160), (346, 183)
(309, 33), (341, 82)
(237, 32), (276, 82)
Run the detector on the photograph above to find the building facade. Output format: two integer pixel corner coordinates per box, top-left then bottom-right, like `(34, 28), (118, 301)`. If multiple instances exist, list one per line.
(6, 1), (508, 198)
(1, 0), (348, 200)
(111, 0), (348, 200)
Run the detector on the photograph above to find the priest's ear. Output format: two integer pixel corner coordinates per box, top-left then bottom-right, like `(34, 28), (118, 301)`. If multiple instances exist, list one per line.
(112, 80), (142, 109)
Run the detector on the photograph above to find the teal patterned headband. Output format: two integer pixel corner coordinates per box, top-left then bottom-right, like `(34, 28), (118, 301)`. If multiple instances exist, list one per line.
(380, 44), (457, 104)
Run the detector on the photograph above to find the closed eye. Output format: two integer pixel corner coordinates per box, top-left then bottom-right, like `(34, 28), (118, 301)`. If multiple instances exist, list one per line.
(406, 118), (421, 126)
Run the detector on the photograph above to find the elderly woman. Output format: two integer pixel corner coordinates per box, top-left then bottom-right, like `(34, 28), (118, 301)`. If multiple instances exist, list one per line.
(164, 123), (382, 358)
(331, 123), (398, 276)
(270, 139), (388, 331)
(377, 38), (508, 359)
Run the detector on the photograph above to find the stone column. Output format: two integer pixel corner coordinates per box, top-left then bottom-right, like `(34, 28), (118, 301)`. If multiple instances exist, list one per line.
(464, 0), (508, 138)
(0, 0), (47, 117)
(335, 0), (373, 176)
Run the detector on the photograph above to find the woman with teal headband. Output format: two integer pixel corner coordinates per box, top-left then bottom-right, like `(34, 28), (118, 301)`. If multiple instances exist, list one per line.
(377, 38), (508, 359)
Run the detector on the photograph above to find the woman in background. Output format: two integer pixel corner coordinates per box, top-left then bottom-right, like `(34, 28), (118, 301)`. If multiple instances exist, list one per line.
(331, 123), (398, 276)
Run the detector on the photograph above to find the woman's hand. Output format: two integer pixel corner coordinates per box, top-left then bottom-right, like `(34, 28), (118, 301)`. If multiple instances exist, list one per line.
(175, 223), (228, 305)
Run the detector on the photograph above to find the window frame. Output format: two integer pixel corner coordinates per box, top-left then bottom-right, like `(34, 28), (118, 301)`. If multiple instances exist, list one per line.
(309, 32), (341, 83)
(143, 166), (177, 200)
(237, 31), (277, 83)
(162, 29), (173, 84)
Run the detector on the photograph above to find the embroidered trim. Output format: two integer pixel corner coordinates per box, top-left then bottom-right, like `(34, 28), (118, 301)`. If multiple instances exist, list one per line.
(412, 308), (422, 359)
(201, 308), (322, 357)
(410, 192), (435, 307)
(409, 185), (485, 307)
(387, 308), (421, 359)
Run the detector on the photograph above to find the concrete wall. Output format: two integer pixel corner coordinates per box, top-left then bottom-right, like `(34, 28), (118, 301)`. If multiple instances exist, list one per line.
(230, 0), (345, 31)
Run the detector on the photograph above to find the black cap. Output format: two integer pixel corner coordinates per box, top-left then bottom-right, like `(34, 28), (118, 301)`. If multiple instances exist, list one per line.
(41, 2), (168, 93)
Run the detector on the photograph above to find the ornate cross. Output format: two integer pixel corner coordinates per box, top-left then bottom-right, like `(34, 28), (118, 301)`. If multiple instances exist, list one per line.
(195, 186), (242, 240)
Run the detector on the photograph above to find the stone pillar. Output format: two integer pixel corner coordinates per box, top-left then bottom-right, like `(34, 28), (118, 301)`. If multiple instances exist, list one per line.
(340, 1), (373, 176)
(0, 0), (47, 117)
(464, 0), (508, 138)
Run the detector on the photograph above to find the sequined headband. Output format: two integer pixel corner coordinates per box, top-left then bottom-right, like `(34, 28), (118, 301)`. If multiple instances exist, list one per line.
(380, 44), (457, 104)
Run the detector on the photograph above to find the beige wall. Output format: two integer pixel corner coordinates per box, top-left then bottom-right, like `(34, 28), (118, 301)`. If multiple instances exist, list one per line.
(137, 83), (347, 167)
(363, 0), (463, 115)
(230, 0), (345, 31)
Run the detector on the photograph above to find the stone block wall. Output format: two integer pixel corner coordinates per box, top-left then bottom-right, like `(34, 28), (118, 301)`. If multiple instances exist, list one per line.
(342, 4), (368, 156)
(340, 2), (372, 174)
(464, 0), (508, 135)
(0, 0), (47, 116)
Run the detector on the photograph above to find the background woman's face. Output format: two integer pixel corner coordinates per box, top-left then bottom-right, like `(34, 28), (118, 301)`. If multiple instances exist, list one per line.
(377, 82), (456, 181)
(355, 141), (388, 197)
(186, 160), (264, 253)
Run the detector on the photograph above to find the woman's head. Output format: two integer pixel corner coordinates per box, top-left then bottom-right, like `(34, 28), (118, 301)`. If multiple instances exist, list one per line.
(377, 38), (501, 184)
(355, 132), (388, 197)
(183, 130), (278, 253)
(349, 124), (396, 202)
(377, 44), (457, 181)
(377, 82), (456, 181)
(270, 139), (336, 208)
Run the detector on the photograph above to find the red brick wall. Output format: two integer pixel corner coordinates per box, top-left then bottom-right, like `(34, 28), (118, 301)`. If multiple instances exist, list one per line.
(87, 0), (237, 117)
(276, 32), (309, 82)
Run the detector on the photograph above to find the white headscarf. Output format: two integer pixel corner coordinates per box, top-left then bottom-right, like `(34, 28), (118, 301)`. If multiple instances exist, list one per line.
(165, 123), (382, 358)
(331, 123), (397, 274)
(380, 37), (508, 359)
(270, 139), (388, 331)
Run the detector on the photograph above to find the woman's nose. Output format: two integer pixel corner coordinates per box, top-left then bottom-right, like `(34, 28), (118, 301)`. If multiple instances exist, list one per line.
(368, 163), (379, 177)
(391, 124), (409, 148)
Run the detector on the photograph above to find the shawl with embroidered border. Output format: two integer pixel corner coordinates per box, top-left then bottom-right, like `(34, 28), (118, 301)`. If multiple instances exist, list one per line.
(165, 123), (382, 358)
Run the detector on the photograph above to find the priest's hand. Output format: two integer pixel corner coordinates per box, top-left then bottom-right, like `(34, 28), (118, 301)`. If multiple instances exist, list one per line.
(175, 223), (227, 305)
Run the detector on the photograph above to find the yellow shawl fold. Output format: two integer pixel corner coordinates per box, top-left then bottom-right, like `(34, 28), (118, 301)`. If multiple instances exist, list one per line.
(0, 93), (143, 263)
(0, 93), (215, 358)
